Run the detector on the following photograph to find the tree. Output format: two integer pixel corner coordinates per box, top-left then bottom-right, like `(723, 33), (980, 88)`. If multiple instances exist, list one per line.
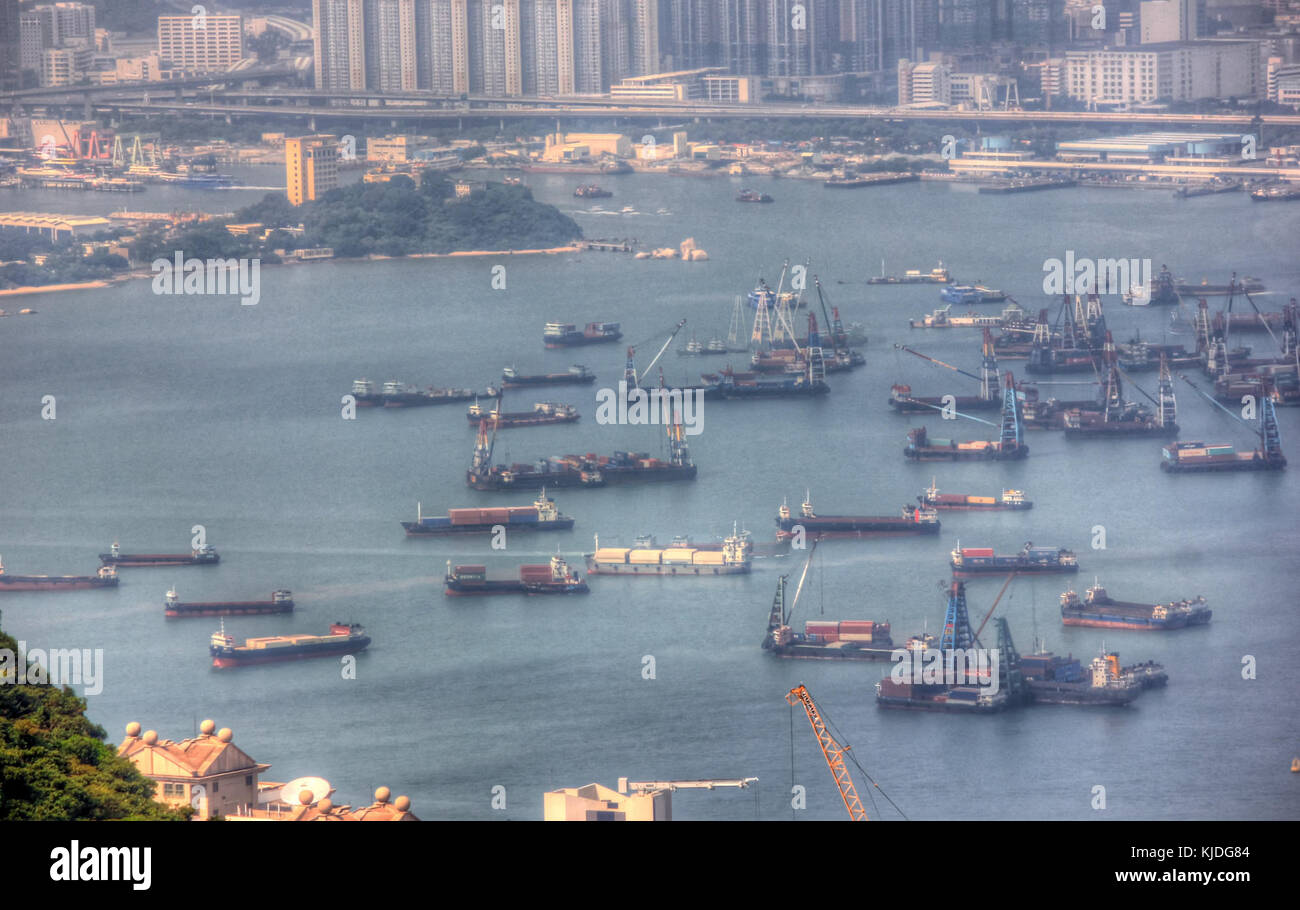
(0, 626), (188, 820)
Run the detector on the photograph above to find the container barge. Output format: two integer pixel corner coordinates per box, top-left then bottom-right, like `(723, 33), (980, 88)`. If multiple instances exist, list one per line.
(0, 560), (118, 591)
(585, 529), (752, 576)
(889, 385), (1000, 413)
(542, 322), (622, 348)
(166, 588), (293, 618)
(774, 495), (939, 540)
(210, 622), (370, 668)
(402, 490), (574, 536)
(443, 555), (588, 595)
(99, 542), (219, 567)
(950, 543), (1078, 577)
(466, 400), (579, 428)
(919, 480), (1031, 511)
(501, 365), (595, 388)
(466, 417), (696, 490)
(1060, 583), (1210, 630)
(1160, 440), (1286, 472)
(1175, 277), (1264, 295)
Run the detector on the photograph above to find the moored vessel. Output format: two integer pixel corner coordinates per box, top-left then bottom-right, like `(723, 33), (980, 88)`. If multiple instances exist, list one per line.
(502, 364), (595, 387)
(99, 542), (220, 567)
(402, 490), (574, 536)
(950, 542), (1078, 577)
(542, 322), (622, 348)
(210, 622), (369, 668)
(443, 555), (589, 595)
(166, 588), (293, 618)
(0, 559), (118, 591)
(585, 528), (752, 575)
(919, 480), (1032, 510)
(774, 494), (939, 540)
(1060, 583), (1210, 630)
(466, 400), (579, 428)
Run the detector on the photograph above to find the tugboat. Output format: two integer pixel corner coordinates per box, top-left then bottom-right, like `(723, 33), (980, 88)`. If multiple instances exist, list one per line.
(736, 188), (773, 203)
(443, 555), (589, 595)
(210, 621), (370, 668)
(100, 542), (220, 567)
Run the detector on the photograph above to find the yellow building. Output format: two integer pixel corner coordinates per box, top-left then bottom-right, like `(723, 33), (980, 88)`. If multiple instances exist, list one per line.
(284, 135), (339, 206)
(541, 132), (632, 162)
(117, 720), (270, 820)
(543, 782), (671, 821)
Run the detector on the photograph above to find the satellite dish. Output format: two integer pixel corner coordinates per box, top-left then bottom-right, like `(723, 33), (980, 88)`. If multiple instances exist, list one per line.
(280, 776), (332, 806)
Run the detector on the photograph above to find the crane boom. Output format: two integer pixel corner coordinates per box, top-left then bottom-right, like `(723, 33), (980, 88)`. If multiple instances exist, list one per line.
(620, 778), (758, 793)
(786, 685), (868, 821)
(893, 344), (984, 383)
(640, 318), (687, 384)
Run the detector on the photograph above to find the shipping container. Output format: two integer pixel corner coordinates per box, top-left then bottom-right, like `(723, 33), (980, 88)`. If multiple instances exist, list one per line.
(838, 621), (875, 632)
(969, 496), (996, 504)
(805, 621), (838, 632)
(838, 633), (874, 642)
(961, 548), (995, 557)
(594, 548), (631, 562)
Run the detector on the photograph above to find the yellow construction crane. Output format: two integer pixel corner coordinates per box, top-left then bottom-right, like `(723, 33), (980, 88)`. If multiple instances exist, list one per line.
(786, 684), (868, 821)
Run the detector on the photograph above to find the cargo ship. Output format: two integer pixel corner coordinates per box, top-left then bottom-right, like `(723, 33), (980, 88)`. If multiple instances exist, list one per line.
(402, 490), (574, 536)
(542, 322), (623, 348)
(0, 559), (118, 591)
(868, 264), (952, 285)
(1019, 648), (1140, 706)
(736, 188), (773, 203)
(950, 542), (1078, 577)
(466, 400), (579, 428)
(763, 559), (896, 660)
(350, 378), (499, 406)
(166, 588), (293, 618)
(443, 555), (589, 595)
(585, 528), (752, 575)
(99, 542), (220, 567)
(824, 173), (919, 189)
(774, 495), (939, 540)
(1060, 583), (1210, 630)
(502, 364), (595, 387)
(919, 480), (1031, 511)
(1122, 265), (1179, 306)
(940, 285), (1005, 305)
(889, 385), (1000, 413)
(210, 622), (370, 668)
(574, 184), (612, 198)
(466, 416), (696, 490)
(380, 380), (500, 407)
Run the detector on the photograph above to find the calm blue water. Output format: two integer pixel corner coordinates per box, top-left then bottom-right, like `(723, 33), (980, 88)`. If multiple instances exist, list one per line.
(2, 170), (1298, 820)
